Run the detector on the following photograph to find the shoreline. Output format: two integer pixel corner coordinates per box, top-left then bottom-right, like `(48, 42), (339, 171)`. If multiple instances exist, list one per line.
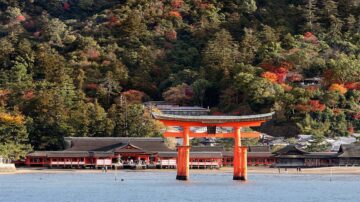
(2, 166), (360, 175)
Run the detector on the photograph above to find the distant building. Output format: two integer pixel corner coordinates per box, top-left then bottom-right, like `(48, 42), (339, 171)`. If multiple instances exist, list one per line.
(273, 145), (337, 168)
(291, 77), (323, 87)
(144, 101), (210, 116)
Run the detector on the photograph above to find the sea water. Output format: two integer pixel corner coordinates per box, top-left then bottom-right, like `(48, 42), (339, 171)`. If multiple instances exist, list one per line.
(0, 171), (359, 202)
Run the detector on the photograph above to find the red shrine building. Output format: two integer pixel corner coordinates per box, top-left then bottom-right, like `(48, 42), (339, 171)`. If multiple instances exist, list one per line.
(25, 137), (276, 169)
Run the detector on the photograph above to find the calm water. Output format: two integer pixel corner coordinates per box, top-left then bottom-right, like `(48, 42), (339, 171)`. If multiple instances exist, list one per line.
(0, 171), (359, 202)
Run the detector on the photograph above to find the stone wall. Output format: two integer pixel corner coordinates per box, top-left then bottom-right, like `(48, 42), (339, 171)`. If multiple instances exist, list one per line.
(0, 157), (16, 172)
(0, 163), (16, 172)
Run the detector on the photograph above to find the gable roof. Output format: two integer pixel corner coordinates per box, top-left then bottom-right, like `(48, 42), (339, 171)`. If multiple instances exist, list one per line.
(248, 146), (271, 152)
(273, 145), (309, 156)
(338, 144), (360, 158)
(64, 137), (174, 153)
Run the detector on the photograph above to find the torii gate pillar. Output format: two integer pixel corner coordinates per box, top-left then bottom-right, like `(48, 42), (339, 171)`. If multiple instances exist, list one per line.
(176, 126), (190, 180)
(233, 126), (247, 180)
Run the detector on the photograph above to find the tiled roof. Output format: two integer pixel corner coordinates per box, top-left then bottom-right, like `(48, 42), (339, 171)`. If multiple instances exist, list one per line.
(64, 137), (174, 153)
(248, 146), (271, 152)
(152, 112), (275, 123)
(338, 144), (360, 158)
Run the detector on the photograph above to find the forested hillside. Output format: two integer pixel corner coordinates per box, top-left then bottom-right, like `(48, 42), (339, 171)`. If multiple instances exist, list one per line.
(0, 0), (359, 158)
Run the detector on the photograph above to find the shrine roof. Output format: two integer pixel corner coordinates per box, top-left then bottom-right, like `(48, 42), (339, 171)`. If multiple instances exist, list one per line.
(152, 112), (275, 123)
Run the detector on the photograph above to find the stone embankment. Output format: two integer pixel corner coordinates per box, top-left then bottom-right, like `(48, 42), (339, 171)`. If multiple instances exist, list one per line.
(0, 163), (16, 172)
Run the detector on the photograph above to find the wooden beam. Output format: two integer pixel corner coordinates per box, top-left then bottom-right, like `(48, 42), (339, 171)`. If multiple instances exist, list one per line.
(163, 131), (260, 138)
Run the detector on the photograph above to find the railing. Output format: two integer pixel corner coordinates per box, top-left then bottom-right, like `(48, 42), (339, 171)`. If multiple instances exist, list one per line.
(160, 159), (177, 166)
(190, 162), (219, 166)
(51, 162), (85, 165)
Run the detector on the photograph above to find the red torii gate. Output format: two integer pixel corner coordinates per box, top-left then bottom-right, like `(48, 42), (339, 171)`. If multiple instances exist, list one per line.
(153, 112), (274, 181)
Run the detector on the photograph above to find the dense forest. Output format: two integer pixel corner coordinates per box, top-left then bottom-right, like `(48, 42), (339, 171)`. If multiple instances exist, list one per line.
(0, 0), (359, 158)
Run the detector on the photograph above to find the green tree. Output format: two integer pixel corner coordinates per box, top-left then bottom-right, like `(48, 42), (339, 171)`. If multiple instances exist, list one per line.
(0, 110), (31, 160)
(191, 79), (210, 107)
(202, 29), (239, 80)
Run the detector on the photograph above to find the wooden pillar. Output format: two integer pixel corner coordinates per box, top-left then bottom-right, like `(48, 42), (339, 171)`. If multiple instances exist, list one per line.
(176, 126), (190, 180)
(233, 126), (247, 180)
(240, 146), (248, 180)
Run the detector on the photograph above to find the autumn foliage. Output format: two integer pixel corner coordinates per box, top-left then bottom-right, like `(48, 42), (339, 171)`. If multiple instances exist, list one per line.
(165, 30), (177, 41)
(329, 83), (348, 94)
(171, 0), (183, 8)
(344, 82), (360, 90)
(169, 11), (182, 19)
(260, 62), (291, 84)
(295, 100), (326, 112)
(261, 71), (278, 83)
(122, 90), (147, 104)
(0, 112), (25, 124)
(16, 15), (26, 22)
(303, 32), (318, 44)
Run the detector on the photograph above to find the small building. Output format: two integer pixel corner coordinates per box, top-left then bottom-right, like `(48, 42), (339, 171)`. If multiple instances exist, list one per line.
(273, 145), (338, 168)
(144, 101), (210, 116)
(337, 144), (360, 166)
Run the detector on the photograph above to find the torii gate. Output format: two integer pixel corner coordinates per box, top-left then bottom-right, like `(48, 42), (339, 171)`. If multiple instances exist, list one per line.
(152, 112), (274, 181)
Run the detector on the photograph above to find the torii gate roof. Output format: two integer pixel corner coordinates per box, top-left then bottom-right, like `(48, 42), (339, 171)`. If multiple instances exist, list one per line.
(152, 112), (275, 124)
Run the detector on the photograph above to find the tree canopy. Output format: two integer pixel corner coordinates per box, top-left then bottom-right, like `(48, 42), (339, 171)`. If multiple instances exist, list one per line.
(0, 0), (359, 155)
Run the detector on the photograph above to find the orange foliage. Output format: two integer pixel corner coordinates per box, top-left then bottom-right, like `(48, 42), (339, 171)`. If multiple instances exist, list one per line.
(86, 83), (98, 90)
(16, 15), (26, 22)
(303, 32), (318, 44)
(332, 108), (341, 114)
(22, 90), (35, 100)
(295, 100), (326, 112)
(86, 49), (100, 60)
(261, 71), (278, 83)
(169, 11), (182, 19)
(122, 90), (147, 104)
(329, 83), (348, 94)
(171, 0), (183, 8)
(165, 30), (177, 41)
(308, 100), (326, 112)
(0, 112), (25, 124)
